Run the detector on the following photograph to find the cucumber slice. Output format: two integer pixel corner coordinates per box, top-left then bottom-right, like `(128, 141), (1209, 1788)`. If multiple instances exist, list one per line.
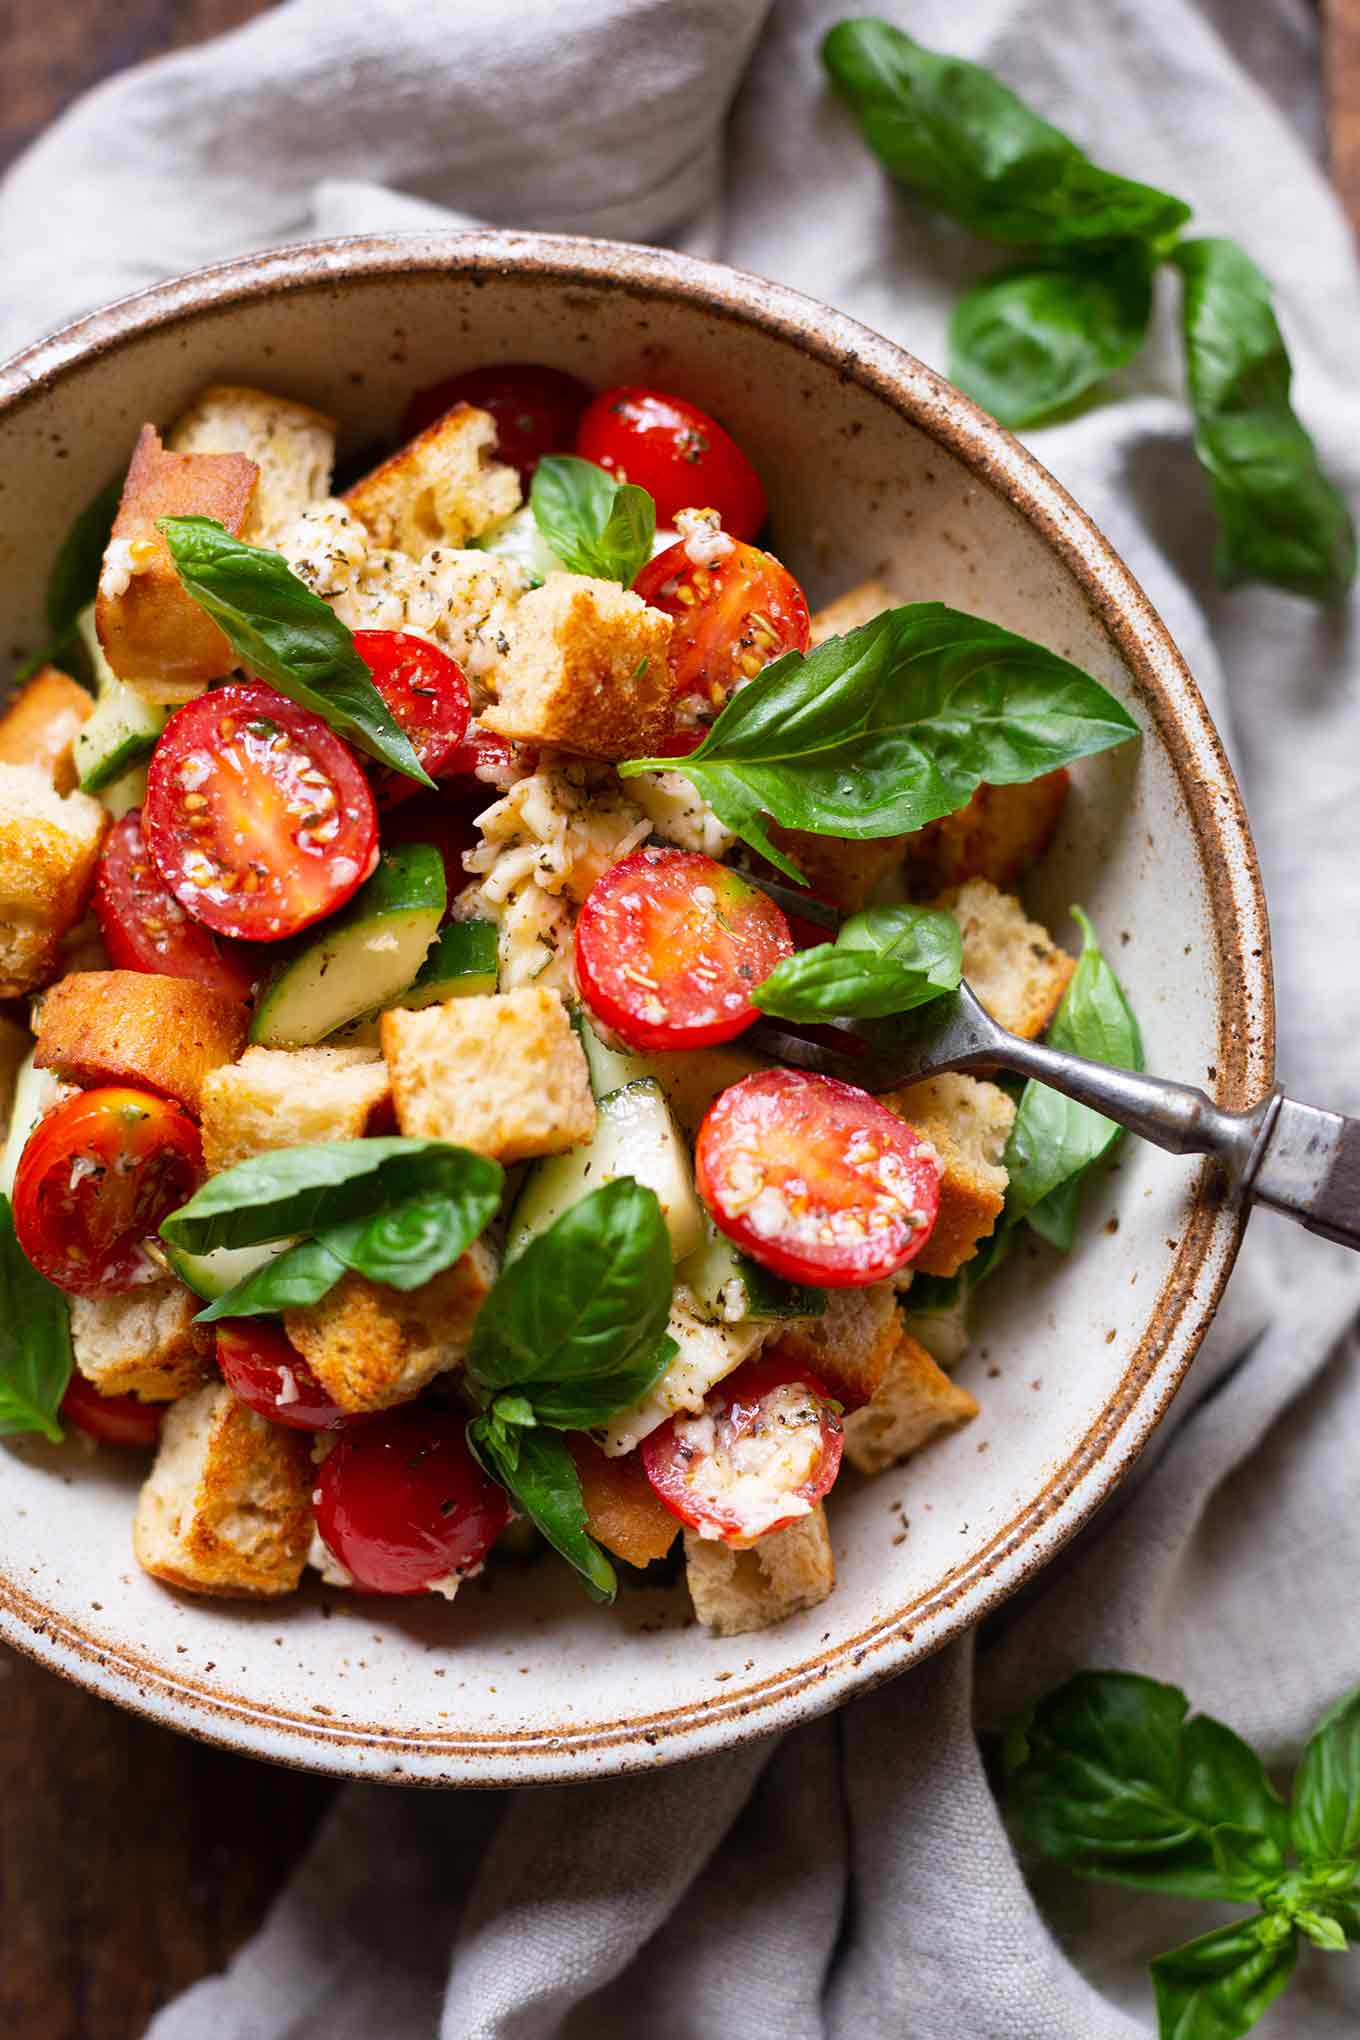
(574, 1012), (653, 1101)
(72, 603), (165, 794)
(506, 1076), (703, 1263)
(251, 844), (446, 1048)
(471, 505), (567, 588)
(679, 1216), (826, 1324)
(95, 761), (149, 821)
(574, 1014), (763, 1130)
(0, 1051), (67, 1199)
(392, 920), (499, 1009)
(164, 1238), (289, 1303)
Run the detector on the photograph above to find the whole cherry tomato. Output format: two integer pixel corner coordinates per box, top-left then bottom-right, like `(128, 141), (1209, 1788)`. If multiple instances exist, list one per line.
(576, 386), (766, 538)
(313, 1405), (513, 1595)
(94, 809), (258, 1001)
(401, 364), (591, 478)
(60, 1371), (165, 1448)
(216, 1320), (353, 1433)
(634, 534), (809, 711)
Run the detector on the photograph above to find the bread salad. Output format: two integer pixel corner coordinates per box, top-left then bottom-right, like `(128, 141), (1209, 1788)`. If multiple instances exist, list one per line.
(0, 366), (1142, 1637)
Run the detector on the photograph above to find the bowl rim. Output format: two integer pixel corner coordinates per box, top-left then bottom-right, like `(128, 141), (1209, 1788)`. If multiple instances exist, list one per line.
(0, 229), (1274, 1786)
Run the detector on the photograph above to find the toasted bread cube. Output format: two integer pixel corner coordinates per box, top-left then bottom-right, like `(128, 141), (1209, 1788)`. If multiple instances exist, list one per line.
(0, 667), (93, 794)
(684, 1505), (834, 1636)
(480, 574), (674, 760)
(283, 1244), (496, 1412)
(381, 984), (594, 1162)
(842, 1328), (979, 1476)
(884, 1074), (1015, 1278)
(34, 969), (248, 1113)
(776, 1282), (901, 1407)
(905, 771), (1069, 893)
(809, 578), (897, 646)
(943, 879), (1076, 1040)
(343, 403), (519, 555)
(0, 765), (107, 997)
(95, 423), (259, 703)
(200, 1045), (390, 1174)
(70, 1278), (213, 1402)
(133, 1383), (311, 1597)
(570, 1437), (679, 1568)
(168, 383), (336, 547)
(764, 825), (910, 912)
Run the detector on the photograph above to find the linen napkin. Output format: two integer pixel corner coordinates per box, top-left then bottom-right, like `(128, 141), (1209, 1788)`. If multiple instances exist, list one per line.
(3, 2), (1358, 2033)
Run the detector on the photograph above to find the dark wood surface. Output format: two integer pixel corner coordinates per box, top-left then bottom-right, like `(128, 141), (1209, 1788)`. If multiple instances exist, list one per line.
(1, 5), (1356, 2036)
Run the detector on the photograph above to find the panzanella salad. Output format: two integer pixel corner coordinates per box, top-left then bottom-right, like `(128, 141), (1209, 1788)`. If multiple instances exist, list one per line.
(0, 366), (1140, 1635)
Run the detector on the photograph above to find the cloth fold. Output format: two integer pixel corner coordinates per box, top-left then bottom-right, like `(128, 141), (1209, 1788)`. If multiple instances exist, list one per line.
(3, 2), (1357, 2034)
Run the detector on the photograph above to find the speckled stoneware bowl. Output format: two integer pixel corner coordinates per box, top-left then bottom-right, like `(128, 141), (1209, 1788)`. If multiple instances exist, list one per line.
(0, 232), (1272, 1785)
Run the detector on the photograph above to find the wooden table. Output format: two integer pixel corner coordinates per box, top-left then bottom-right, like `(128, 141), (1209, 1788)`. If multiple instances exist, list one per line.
(2, 5), (1357, 2034)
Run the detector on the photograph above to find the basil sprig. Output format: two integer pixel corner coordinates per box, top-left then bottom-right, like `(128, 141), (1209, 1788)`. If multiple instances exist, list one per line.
(529, 456), (655, 586)
(465, 1178), (677, 1601)
(15, 475), (123, 683)
(754, 904), (962, 1022)
(948, 246), (1155, 430)
(1173, 237), (1357, 603)
(1006, 1672), (1360, 2040)
(622, 606), (1138, 881)
(0, 1195), (73, 1442)
(156, 517), (433, 784)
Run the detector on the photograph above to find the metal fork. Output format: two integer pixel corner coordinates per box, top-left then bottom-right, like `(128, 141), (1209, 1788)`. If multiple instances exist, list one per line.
(744, 881), (1360, 1251)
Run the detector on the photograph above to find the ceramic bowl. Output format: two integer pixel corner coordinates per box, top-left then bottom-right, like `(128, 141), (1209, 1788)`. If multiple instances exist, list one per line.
(0, 232), (1272, 1784)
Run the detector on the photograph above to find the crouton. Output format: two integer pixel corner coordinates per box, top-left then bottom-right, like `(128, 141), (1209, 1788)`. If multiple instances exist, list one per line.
(343, 403), (519, 555)
(884, 1073), (1015, 1278)
(200, 1044), (390, 1174)
(942, 878), (1075, 1040)
(905, 771), (1069, 893)
(133, 1382), (311, 1597)
(34, 970), (248, 1114)
(763, 826), (910, 913)
(570, 1437), (679, 1568)
(70, 1278), (213, 1402)
(95, 423), (258, 703)
(684, 1505), (835, 1636)
(480, 574), (674, 760)
(381, 984), (594, 1163)
(842, 1328), (979, 1476)
(0, 667), (93, 793)
(0, 765), (107, 996)
(168, 383), (335, 547)
(283, 1244), (496, 1412)
(809, 578), (897, 647)
(775, 1283), (901, 1408)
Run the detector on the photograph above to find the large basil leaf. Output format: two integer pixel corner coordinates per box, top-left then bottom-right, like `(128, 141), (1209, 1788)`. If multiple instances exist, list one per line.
(193, 1237), (349, 1324)
(0, 1195), (73, 1442)
(1150, 1918), (1297, 2040)
(1005, 1671), (1287, 1900)
(469, 1416), (617, 1602)
(754, 904), (961, 1022)
(949, 247), (1154, 428)
(621, 606), (1138, 881)
(1290, 1684), (1360, 1865)
(529, 457), (655, 586)
(821, 20), (1189, 250)
(1173, 238), (1356, 602)
(156, 516), (433, 782)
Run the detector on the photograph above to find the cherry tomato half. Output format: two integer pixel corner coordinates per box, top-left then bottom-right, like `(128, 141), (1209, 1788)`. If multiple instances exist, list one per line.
(60, 1371), (165, 1449)
(694, 1070), (942, 1288)
(634, 536), (809, 710)
(575, 848), (793, 1054)
(576, 386), (766, 539)
(352, 630), (471, 809)
(144, 682), (378, 944)
(401, 364), (591, 478)
(13, 1087), (203, 1296)
(93, 809), (258, 1001)
(313, 1405), (513, 1595)
(640, 1355), (843, 1545)
(216, 1321), (352, 1433)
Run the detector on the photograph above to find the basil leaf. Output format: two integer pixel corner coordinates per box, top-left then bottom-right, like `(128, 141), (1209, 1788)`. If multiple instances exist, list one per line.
(156, 516), (433, 783)
(622, 606), (1138, 880)
(821, 20), (1189, 250)
(949, 247), (1154, 428)
(0, 1195), (73, 1442)
(1173, 238), (1356, 602)
(1005, 1671), (1287, 1900)
(320, 1172), (502, 1292)
(527, 1336), (679, 1431)
(1295, 1909), (1349, 1953)
(529, 457), (655, 586)
(1150, 1918), (1297, 2040)
(161, 1138), (502, 1254)
(1004, 907), (1142, 1237)
(466, 1178), (673, 1417)
(1290, 1684), (1360, 1865)
(49, 475), (124, 651)
(469, 1416), (617, 1602)
(754, 904), (962, 1021)
(193, 1237), (349, 1324)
